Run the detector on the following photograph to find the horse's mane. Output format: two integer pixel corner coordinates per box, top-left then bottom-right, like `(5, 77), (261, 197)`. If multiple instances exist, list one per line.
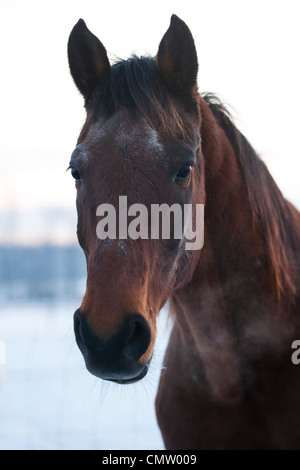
(88, 56), (191, 140)
(203, 93), (299, 299)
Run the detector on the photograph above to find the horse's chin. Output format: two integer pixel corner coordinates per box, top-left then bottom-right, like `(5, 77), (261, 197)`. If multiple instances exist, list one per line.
(107, 363), (150, 385)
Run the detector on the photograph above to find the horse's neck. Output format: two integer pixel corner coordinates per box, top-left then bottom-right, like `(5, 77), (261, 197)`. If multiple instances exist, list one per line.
(197, 99), (299, 308)
(200, 99), (263, 288)
(170, 99), (296, 402)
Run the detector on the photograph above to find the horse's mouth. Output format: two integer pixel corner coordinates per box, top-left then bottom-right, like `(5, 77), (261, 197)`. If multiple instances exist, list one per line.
(107, 363), (150, 385)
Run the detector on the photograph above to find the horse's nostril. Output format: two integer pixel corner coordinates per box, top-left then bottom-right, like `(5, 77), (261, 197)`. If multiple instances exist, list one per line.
(73, 310), (87, 354)
(124, 315), (151, 361)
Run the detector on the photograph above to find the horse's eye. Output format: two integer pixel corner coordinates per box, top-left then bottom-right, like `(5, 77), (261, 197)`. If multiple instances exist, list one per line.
(175, 164), (192, 182)
(71, 168), (81, 183)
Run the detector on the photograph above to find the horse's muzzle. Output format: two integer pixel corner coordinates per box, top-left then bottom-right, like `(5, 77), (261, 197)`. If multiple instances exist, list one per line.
(73, 310), (151, 383)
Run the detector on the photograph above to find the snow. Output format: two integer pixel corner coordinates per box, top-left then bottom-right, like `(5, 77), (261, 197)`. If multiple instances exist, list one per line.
(0, 302), (171, 450)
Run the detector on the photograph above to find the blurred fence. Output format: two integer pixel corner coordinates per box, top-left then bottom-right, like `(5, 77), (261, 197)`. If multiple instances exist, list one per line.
(0, 245), (86, 303)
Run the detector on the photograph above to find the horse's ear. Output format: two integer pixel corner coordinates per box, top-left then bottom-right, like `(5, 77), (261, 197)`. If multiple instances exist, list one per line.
(68, 19), (110, 103)
(157, 15), (198, 96)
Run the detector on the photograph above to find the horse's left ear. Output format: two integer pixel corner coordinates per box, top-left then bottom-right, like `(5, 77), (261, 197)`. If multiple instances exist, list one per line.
(68, 19), (110, 103)
(157, 15), (198, 96)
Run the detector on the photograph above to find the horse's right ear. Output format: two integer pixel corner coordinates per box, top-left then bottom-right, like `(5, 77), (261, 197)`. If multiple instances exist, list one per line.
(68, 19), (110, 103)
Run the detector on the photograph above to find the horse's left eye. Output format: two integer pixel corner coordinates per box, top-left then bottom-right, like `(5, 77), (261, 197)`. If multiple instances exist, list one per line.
(175, 164), (192, 182)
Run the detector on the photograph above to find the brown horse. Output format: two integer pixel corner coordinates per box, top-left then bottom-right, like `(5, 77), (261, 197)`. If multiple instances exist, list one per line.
(67, 15), (300, 449)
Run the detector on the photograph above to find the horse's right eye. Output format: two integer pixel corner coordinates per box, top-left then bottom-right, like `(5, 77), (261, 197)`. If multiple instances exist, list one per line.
(71, 168), (81, 183)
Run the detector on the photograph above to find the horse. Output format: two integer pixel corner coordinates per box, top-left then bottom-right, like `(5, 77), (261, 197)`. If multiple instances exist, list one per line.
(67, 15), (300, 449)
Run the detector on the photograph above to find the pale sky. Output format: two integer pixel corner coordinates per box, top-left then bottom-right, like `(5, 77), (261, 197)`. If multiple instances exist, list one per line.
(0, 0), (299, 243)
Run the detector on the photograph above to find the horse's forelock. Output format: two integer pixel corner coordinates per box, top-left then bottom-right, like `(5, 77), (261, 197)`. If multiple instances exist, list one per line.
(84, 55), (199, 143)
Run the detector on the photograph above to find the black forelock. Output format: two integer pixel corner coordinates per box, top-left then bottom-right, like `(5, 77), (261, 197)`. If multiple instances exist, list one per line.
(86, 55), (197, 140)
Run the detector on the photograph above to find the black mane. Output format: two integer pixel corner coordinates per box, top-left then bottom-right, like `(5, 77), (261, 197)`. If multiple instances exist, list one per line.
(203, 93), (299, 298)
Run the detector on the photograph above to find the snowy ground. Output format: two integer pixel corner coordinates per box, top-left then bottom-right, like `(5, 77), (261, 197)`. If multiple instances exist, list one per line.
(0, 302), (171, 450)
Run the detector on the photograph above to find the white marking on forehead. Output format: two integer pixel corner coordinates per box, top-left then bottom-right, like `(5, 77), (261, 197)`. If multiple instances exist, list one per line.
(113, 118), (164, 156)
(87, 113), (164, 158)
(144, 124), (164, 153)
